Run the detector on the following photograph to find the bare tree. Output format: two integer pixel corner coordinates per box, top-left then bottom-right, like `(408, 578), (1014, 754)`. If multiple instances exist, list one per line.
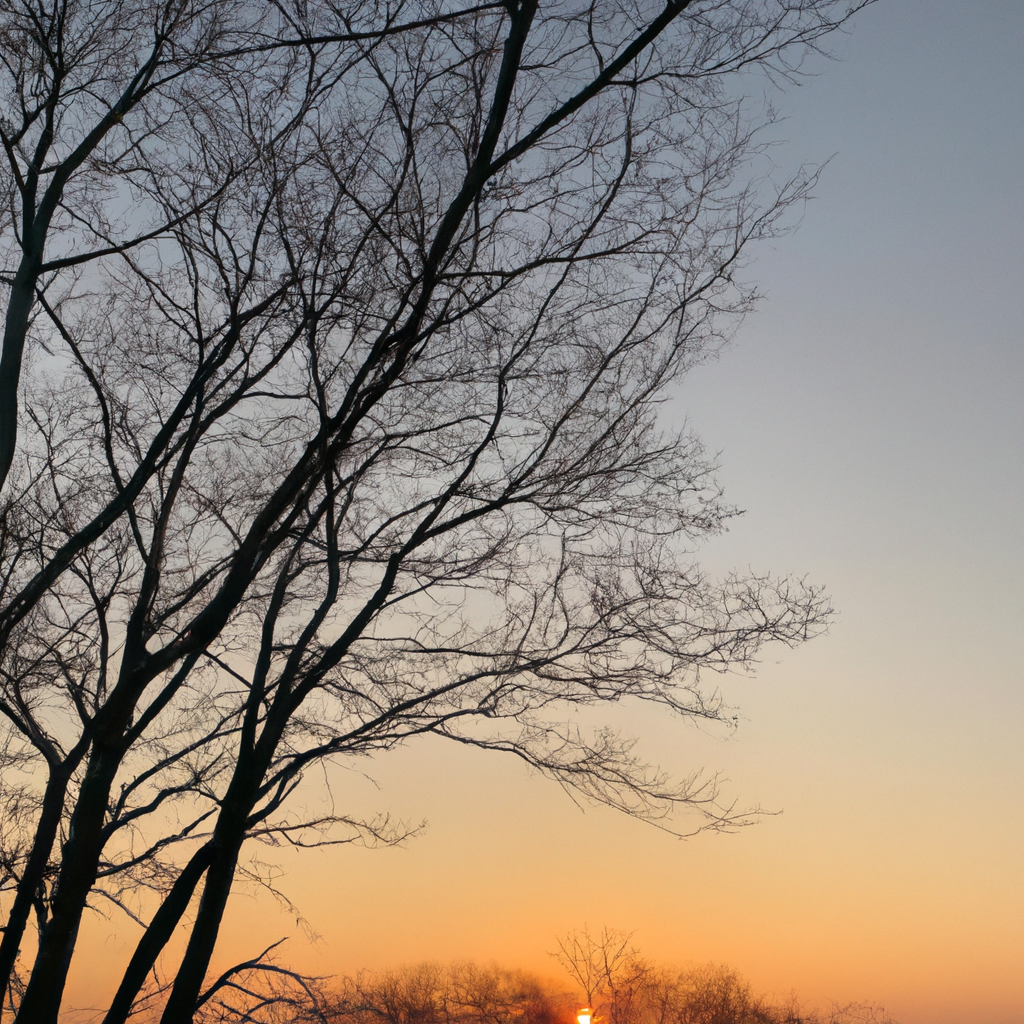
(554, 927), (649, 1017)
(553, 932), (901, 1024)
(0, 2), (872, 1022)
(329, 961), (560, 1024)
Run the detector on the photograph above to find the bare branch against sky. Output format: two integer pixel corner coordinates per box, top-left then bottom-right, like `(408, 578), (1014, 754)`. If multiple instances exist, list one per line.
(0, 3), (872, 1022)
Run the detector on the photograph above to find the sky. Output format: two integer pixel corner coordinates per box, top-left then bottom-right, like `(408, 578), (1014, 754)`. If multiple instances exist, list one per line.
(72, 4), (1023, 1023)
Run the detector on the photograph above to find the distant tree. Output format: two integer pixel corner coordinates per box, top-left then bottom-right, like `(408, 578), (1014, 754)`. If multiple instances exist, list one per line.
(817, 1007), (899, 1024)
(553, 930), (900, 1024)
(0, 2), (871, 1022)
(649, 963), (777, 1024)
(328, 962), (560, 1024)
(178, 941), (902, 1024)
(555, 926), (650, 1024)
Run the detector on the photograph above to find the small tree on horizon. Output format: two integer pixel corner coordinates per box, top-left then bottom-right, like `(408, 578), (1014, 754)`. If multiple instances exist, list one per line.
(552, 930), (901, 1024)
(324, 948), (901, 1024)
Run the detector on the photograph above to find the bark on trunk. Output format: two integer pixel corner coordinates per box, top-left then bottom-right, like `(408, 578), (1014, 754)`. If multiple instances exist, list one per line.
(13, 751), (120, 1024)
(0, 766), (73, 985)
(158, 832), (245, 1024)
(101, 843), (214, 1024)
(0, 259), (39, 490)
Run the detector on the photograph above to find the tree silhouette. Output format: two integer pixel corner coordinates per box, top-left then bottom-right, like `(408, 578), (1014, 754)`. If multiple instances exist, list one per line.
(0, 2), (869, 1021)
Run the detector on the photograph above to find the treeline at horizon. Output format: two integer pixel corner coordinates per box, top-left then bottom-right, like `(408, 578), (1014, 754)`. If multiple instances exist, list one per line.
(208, 931), (898, 1024)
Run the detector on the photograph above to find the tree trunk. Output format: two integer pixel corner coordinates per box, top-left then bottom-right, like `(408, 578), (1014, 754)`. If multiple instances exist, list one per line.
(158, 829), (246, 1024)
(102, 842), (214, 1024)
(0, 258), (39, 490)
(0, 766), (70, 986)
(13, 750), (120, 1024)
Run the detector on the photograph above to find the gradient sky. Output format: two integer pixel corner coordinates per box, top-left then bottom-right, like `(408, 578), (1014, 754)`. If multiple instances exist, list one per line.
(73, 4), (1023, 1023)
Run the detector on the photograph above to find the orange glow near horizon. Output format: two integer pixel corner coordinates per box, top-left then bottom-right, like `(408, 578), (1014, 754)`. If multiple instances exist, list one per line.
(65, 701), (1024, 1024)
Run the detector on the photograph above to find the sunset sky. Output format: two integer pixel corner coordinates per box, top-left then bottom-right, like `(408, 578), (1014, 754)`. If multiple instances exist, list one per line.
(73, 4), (1022, 1023)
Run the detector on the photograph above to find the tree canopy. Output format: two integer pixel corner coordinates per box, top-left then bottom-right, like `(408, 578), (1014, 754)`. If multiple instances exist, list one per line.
(0, 2), (867, 1021)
